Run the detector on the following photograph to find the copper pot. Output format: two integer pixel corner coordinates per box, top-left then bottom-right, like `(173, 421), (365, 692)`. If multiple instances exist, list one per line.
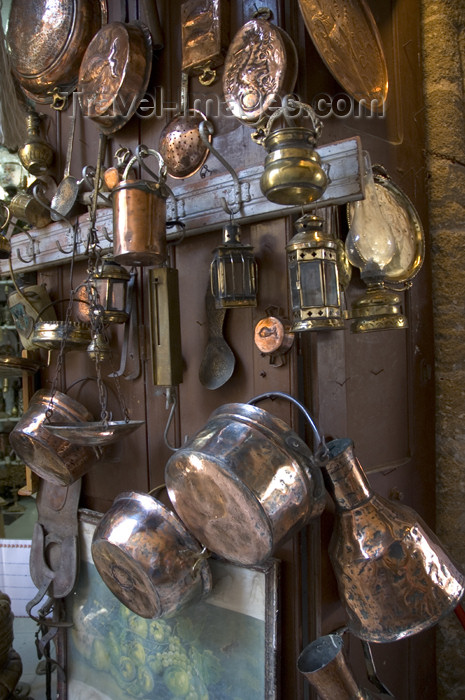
(111, 152), (168, 266)
(165, 402), (326, 566)
(9, 389), (98, 486)
(7, 0), (107, 107)
(91, 491), (212, 619)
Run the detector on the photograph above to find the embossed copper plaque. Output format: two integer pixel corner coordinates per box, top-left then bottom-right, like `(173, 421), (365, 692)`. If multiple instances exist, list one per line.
(298, 0), (388, 110)
(223, 18), (298, 125)
(181, 0), (227, 75)
(78, 21), (152, 135)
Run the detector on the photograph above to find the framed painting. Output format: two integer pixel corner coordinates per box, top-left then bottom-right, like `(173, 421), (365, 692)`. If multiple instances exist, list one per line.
(59, 508), (280, 699)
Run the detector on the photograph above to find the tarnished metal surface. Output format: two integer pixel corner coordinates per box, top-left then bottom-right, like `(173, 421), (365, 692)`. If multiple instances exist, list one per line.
(223, 18), (298, 125)
(298, 634), (372, 699)
(7, 0), (107, 104)
(78, 21), (152, 135)
(9, 389), (97, 487)
(254, 315), (294, 357)
(297, 0), (388, 110)
(31, 320), (91, 351)
(323, 438), (465, 642)
(165, 403), (326, 566)
(91, 491), (212, 619)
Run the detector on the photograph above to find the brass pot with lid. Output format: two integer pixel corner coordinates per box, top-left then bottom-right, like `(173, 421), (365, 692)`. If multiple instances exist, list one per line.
(254, 99), (329, 206)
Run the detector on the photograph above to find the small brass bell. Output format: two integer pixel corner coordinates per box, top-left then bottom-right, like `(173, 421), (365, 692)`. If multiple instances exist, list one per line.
(322, 438), (465, 643)
(18, 111), (54, 176)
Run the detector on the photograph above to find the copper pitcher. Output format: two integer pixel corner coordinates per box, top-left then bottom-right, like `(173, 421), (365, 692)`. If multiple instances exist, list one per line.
(165, 401), (326, 566)
(322, 438), (465, 643)
(111, 151), (168, 267)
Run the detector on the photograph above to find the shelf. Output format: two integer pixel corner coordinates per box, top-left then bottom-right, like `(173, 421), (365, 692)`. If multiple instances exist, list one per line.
(0, 136), (364, 274)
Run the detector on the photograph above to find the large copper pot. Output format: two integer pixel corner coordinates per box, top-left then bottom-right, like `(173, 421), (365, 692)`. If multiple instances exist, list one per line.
(7, 0), (107, 107)
(165, 402), (326, 566)
(322, 438), (465, 643)
(91, 491), (212, 619)
(9, 389), (98, 486)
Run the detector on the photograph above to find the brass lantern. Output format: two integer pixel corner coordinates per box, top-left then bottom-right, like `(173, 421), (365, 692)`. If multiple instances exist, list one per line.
(286, 214), (344, 332)
(83, 258), (131, 325)
(210, 223), (257, 308)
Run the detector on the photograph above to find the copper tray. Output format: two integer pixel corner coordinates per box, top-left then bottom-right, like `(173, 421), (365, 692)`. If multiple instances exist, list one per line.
(7, 0), (107, 105)
(45, 420), (145, 446)
(297, 0), (388, 110)
(0, 356), (43, 378)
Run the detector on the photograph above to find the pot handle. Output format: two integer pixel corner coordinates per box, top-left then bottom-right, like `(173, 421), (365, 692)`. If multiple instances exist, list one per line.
(252, 98), (323, 147)
(247, 391), (328, 458)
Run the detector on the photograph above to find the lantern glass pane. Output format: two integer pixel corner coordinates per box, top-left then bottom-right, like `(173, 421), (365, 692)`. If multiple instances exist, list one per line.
(288, 260), (301, 311)
(300, 260), (324, 307)
(323, 261), (339, 307)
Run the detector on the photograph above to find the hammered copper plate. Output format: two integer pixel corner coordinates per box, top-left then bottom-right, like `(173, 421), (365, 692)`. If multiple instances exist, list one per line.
(78, 21), (152, 135)
(223, 18), (298, 125)
(298, 0), (388, 110)
(7, 0), (107, 104)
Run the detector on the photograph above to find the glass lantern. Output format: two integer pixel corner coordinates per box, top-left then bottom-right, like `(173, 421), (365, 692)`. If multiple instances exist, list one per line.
(210, 223), (257, 308)
(88, 257), (131, 325)
(286, 214), (344, 332)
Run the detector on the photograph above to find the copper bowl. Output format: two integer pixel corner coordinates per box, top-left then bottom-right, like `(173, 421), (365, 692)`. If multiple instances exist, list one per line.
(9, 389), (98, 486)
(91, 491), (212, 619)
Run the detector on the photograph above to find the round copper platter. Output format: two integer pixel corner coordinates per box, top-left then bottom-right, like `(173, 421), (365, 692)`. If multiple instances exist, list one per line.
(7, 0), (107, 104)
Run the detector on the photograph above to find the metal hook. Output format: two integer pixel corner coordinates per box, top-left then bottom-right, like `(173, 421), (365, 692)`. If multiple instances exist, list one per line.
(100, 225), (113, 243)
(198, 120), (243, 216)
(163, 387), (182, 451)
(16, 229), (38, 263)
(31, 182), (76, 231)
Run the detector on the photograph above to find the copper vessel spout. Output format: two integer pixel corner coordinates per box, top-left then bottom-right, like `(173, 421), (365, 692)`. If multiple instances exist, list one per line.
(322, 438), (465, 643)
(298, 634), (372, 699)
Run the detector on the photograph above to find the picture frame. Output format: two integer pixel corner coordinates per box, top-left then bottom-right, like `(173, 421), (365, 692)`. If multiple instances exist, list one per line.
(58, 508), (280, 699)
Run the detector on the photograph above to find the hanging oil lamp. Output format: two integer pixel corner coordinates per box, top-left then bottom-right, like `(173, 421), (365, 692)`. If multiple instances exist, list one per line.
(210, 222), (257, 308)
(77, 258), (131, 326)
(320, 438), (465, 643)
(286, 213), (344, 332)
(344, 154), (408, 333)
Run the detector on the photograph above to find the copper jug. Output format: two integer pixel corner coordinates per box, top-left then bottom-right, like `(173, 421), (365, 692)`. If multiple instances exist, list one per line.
(111, 151), (168, 267)
(322, 438), (465, 643)
(255, 99), (328, 206)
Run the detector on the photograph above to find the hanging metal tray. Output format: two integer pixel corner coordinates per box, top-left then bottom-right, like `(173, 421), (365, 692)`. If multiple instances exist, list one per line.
(297, 0), (388, 110)
(45, 419), (145, 446)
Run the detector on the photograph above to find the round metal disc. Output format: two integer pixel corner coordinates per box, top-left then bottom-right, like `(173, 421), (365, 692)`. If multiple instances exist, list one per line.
(158, 110), (210, 179)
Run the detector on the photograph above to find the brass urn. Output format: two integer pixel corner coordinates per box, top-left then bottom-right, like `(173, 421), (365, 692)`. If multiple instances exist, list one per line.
(18, 111), (54, 176)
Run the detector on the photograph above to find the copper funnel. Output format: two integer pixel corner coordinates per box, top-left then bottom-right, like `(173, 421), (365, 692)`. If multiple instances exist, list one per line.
(322, 439), (465, 643)
(298, 634), (373, 699)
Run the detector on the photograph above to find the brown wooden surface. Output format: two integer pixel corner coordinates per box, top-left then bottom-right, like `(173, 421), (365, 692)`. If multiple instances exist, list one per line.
(21, 0), (436, 697)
